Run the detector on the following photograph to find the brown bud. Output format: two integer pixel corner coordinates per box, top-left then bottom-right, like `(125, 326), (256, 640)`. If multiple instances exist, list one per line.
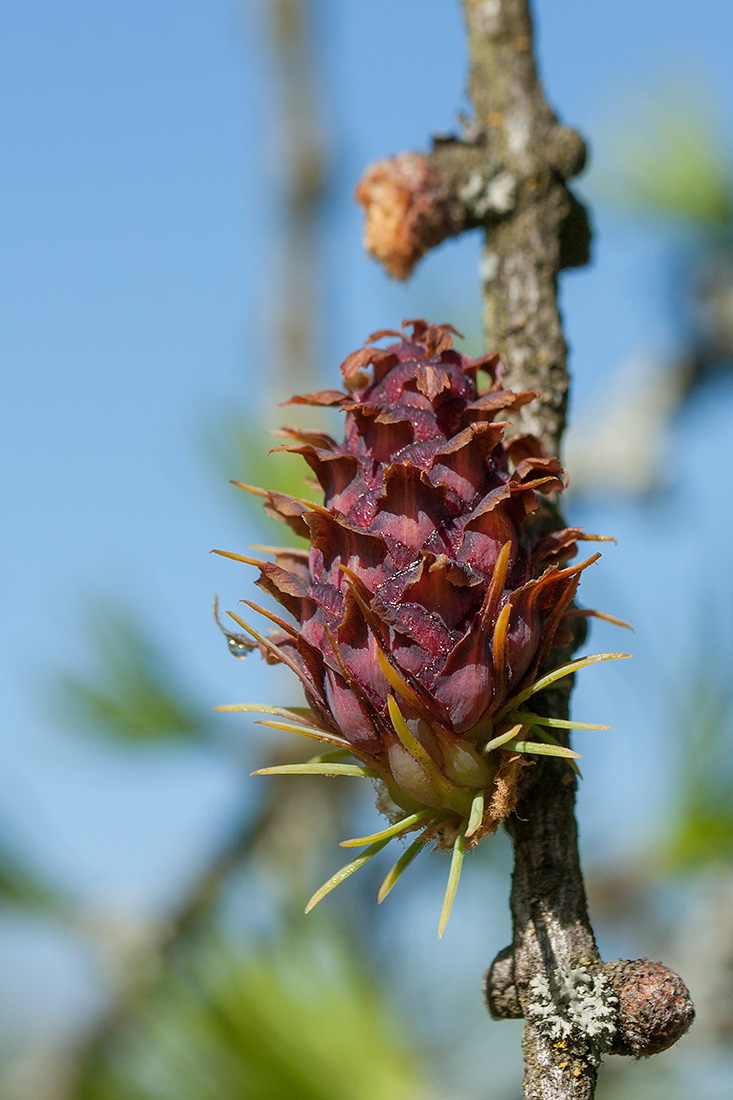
(607, 958), (695, 1057)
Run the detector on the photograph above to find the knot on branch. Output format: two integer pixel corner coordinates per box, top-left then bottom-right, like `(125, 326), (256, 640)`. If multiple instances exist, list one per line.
(606, 958), (695, 1057)
(355, 121), (588, 282)
(484, 952), (694, 1059)
(484, 945), (523, 1020)
(545, 125), (587, 181)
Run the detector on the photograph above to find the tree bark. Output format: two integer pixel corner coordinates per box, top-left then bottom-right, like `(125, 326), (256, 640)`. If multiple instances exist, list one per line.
(461, 0), (586, 456)
(356, 2), (694, 1097)
(461, 4), (693, 1097)
(461, 4), (600, 1094)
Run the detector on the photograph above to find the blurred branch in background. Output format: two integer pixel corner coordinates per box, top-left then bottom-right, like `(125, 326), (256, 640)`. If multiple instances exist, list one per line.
(665, 666), (733, 873)
(668, 664), (733, 1052)
(564, 352), (687, 496)
(266, 0), (329, 402)
(208, 0), (331, 531)
(585, 643), (733, 1099)
(567, 88), (733, 497)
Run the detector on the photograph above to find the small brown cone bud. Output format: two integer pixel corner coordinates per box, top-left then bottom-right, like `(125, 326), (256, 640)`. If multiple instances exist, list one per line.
(608, 958), (695, 1057)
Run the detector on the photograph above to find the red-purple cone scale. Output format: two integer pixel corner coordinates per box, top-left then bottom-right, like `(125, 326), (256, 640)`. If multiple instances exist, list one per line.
(216, 321), (627, 931)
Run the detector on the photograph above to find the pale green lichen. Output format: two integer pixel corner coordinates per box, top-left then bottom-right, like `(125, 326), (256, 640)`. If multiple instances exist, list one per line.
(526, 962), (618, 1065)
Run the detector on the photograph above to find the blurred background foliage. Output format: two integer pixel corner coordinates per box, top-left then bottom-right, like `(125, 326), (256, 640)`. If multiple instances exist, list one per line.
(66, 930), (433, 1100)
(54, 608), (210, 746)
(3, 1), (733, 1099)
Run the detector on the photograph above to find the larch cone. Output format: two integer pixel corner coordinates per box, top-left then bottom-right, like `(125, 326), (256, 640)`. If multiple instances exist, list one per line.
(215, 321), (628, 933)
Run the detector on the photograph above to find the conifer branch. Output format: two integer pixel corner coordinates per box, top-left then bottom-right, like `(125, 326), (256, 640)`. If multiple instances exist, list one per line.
(356, 2), (694, 1096)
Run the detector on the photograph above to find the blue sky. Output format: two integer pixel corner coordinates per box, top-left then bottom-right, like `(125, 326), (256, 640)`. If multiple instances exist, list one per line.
(2, 0), (733, 1048)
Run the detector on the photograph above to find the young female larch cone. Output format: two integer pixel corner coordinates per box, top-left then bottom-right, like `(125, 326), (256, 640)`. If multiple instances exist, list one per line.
(215, 321), (630, 935)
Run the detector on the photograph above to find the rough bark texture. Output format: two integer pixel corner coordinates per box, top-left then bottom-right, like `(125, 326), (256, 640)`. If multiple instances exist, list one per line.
(460, 0), (580, 457)
(356, 2), (694, 1097)
(461, 4), (693, 1096)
